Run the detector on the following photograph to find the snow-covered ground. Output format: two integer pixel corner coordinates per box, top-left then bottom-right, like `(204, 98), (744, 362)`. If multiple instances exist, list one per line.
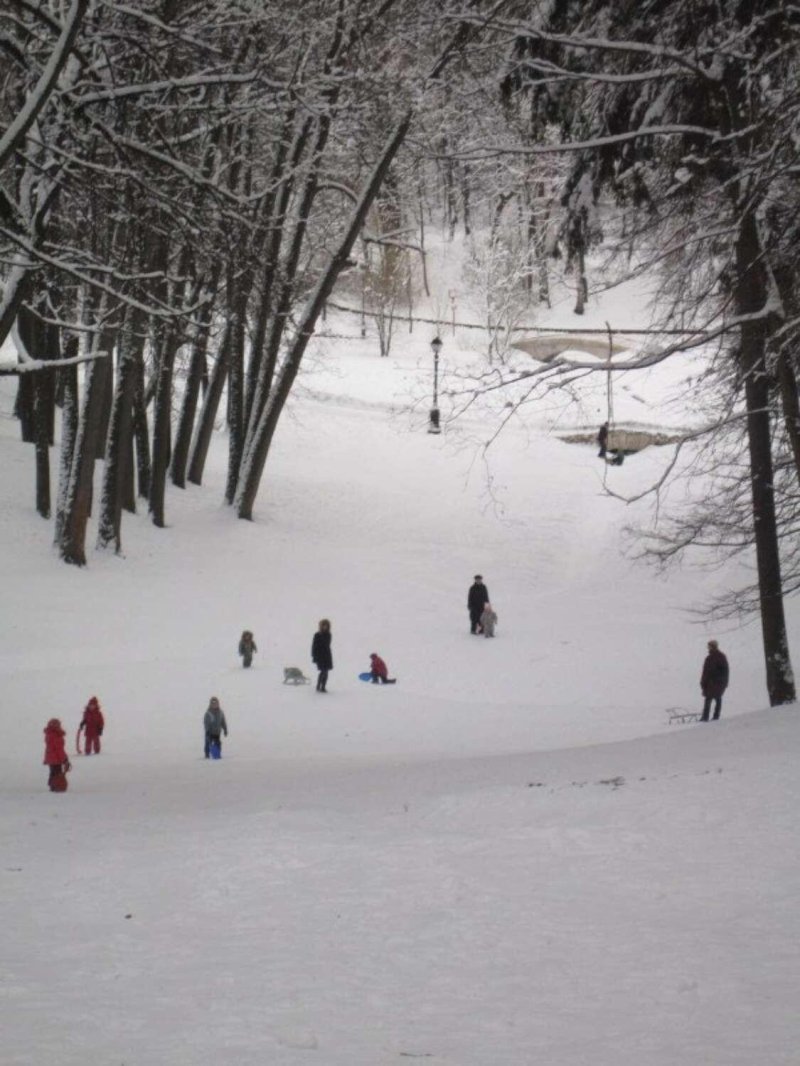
(1, 264), (798, 1065)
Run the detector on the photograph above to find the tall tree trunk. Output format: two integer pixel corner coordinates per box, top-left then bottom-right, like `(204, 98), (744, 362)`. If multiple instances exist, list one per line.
(17, 301), (57, 516)
(171, 286), (215, 488)
(187, 328), (231, 486)
(148, 327), (178, 528)
(132, 351), (151, 500)
(33, 373), (53, 519)
(461, 162), (471, 236)
(573, 214), (587, 315)
(776, 352), (800, 487)
(236, 111), (413, 520)
(736, 211), (795, 705)
(58, 345), (112, 566)
(242, 117), (321, 454)
(97, 311), (143, 551)
(54, 351), (79, 546)
(225, 291), (246, 504)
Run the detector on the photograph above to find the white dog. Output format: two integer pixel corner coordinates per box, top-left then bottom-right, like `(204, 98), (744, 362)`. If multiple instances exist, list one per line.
(283, 667), (310, 685)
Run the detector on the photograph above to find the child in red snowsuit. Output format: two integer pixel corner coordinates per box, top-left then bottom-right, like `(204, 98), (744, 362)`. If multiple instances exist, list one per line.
(79, 696), (105, 755)
(43, 718), (70, 790)
(369, 653), (396, 684)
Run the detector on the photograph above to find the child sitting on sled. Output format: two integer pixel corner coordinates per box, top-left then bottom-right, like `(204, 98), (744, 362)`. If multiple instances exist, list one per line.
(238, 630), (257, 668)
(369, 653), (396, 684)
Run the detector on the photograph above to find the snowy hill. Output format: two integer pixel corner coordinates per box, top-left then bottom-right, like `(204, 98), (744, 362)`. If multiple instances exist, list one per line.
(1, 265), (798, 1064)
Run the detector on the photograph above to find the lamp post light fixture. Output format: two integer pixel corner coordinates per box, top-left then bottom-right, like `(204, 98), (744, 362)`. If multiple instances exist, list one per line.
(428, 335), (442, 434)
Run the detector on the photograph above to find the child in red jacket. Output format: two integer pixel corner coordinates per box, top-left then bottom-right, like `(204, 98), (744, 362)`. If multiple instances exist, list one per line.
(79, 696), (105, 755)
(43, 718), (71, 791)
(369, 653), (396, 684)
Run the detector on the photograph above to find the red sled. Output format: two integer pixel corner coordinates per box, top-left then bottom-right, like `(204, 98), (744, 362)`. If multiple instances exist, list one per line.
(50, 770), (69, 792)
(75, 728), (83, 755)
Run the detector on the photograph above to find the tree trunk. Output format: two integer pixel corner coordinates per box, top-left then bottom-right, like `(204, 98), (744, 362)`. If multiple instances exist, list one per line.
(15, 373), (36, 442)
(776, 351), (800, 489)
(97, 312), (143, 551)
(54, 356), (78, 545)
(58, 348), (112, 566)
(132, 352), (150, 500)
(171, 290), (214, 488)
(17, 302), (57, 517)
(225, 293), (246, 504)
(148, 330), (177, 528)
(244, 111), (306, 431)
(736, 211), (796, 705)
(33, 375), (53, 519)
(236, 110), (413, 520)
(573, 216), (587, 315)
(187, 328), (231, 486)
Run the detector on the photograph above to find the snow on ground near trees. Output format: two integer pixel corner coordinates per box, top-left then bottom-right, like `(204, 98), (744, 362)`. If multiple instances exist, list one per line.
(1, 269), (798, 1064)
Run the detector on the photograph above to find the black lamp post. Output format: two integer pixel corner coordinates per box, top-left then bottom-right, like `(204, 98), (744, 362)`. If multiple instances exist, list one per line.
(428, 335), (442, 433)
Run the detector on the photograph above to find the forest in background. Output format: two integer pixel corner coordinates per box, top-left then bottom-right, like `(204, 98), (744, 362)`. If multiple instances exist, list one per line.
(1, 0), (798, 705)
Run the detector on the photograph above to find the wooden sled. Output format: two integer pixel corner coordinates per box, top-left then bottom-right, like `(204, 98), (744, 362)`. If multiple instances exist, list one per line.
(666, 707), (701, 725)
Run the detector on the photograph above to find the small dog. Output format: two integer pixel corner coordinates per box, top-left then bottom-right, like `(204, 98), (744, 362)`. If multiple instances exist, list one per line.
(283, 666), (310, 685)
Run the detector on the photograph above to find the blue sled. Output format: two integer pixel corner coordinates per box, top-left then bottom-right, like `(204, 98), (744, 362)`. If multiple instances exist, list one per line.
(209, 741), (222, 759)
(358, 672), (373, 682)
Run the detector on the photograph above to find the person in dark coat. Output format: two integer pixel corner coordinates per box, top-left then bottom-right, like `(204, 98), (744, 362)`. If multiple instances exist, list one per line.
(467, 575), (490, 634)
(79, 695), (105, 755)
(700, 640), (730, 721)
(238, 630), (257, 668)
(43, 718), (70, 791)
(597, 421), (609, 458)
(312, 619), (333, 693)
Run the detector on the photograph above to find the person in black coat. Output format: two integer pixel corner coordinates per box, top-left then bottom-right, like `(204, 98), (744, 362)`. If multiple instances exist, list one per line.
(467, 575), (490, 634)
(700, 640), (730, 721)
(597, 421), (609, 458)
(311, 618), (333, 693)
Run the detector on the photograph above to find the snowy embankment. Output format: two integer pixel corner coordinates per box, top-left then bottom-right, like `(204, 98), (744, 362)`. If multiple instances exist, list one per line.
(1, 265), (798, 1064)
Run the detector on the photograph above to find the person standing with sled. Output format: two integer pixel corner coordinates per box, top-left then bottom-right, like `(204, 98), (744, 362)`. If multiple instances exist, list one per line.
(311, 619), (333, 693)
(78, 695), (105, 755)
(468, 575), (490, 634)
(43, 718), (71, 791)
(700, 640), (730, 722)
(238, 630), (257, 669)
(203, 697), (228, 758)
(368, 653), (396, 684)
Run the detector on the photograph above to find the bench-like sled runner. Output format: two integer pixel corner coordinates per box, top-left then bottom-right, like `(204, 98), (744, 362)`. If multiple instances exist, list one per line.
(666, 707), (701, 725)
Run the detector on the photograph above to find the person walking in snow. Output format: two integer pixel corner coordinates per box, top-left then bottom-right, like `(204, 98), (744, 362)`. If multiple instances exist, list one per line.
(78, 695), (105, 755)
(368, 652), (396, 684)
(700, 640), (729, 722)
(43, 718), (71, 791)
(238, 630), (257, 669)
(468, 575), (490, 634)
(480, 603), (497, 638)
(311, 619), (333, 693)
(597, 421), (609, 458)
(203, 697), (228, 758)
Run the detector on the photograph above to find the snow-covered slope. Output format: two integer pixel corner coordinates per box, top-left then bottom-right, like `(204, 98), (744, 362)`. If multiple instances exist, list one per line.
(1, 268), (797, 1064)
